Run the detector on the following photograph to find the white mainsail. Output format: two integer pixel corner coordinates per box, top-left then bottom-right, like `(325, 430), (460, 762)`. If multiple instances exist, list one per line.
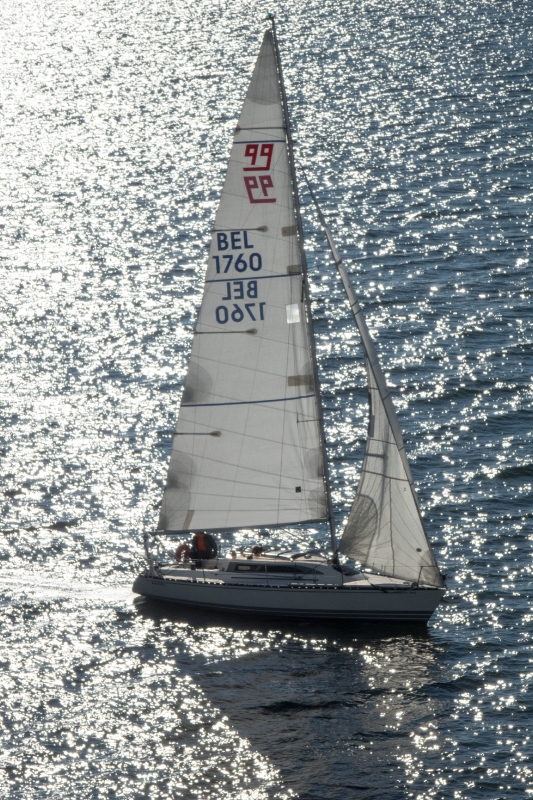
(306, 183), (443, 588)
(158, 32), (328, 533)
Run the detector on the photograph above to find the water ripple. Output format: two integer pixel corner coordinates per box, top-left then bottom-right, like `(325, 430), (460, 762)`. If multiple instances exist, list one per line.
(1, 0), (532, 797)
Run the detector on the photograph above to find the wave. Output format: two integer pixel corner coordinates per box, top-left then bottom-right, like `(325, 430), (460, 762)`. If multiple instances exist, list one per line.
(497, 463), (533, 480)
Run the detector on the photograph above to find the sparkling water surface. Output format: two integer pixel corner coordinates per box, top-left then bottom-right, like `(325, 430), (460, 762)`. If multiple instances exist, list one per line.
(1, 0), (532, 797)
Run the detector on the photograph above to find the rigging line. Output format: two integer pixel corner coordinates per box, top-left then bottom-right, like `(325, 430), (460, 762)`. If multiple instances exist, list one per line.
(182, 392), (315, 408)
(303, 172), (414, 469)
(269, 15), (337, 557)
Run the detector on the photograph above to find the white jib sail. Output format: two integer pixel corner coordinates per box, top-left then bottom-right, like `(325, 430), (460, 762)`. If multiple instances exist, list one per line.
(158, 32), (328, 533)
(342, 353), (443, 588)
(306, 183), (443, 588)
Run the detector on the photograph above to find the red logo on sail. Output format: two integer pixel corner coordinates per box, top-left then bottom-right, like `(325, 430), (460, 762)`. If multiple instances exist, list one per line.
(244, 143), (273, 171)
(243, 143), (276, 203)
(244, 175), (276, 204)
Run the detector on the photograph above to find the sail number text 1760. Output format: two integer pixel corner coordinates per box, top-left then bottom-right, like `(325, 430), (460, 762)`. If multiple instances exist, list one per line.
(213, 231), (265, 325)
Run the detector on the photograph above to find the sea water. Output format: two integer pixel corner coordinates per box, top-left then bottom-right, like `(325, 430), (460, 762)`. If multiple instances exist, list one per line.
(0, 0), (532, 797)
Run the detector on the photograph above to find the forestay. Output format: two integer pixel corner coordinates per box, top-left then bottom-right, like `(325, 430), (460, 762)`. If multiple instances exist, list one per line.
(305, 183), (443, 588)
(158, 32), (328, 533)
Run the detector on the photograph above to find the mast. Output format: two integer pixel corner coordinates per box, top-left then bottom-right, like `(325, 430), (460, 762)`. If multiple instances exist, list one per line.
(268, 15), (337, 556)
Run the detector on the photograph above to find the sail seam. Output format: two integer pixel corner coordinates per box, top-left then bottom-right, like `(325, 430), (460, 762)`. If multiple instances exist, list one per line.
(360, 468), (410, 482)
(205, 274), (291, 284)
(157, 516), (328, 534)
(236, 126), (286, 130)
(233, 139), (285, 144)
(182, 393), (315, 408)
(212, 227), (269, 232)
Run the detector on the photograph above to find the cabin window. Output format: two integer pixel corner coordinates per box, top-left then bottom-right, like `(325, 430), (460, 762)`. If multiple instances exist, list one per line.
(231, 563), (321, 576)
(267, 565), (302, 574)
(234, 564), (264, 572)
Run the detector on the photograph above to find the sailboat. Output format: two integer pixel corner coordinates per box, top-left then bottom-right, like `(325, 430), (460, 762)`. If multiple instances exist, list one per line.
(133, 18), (446, 622)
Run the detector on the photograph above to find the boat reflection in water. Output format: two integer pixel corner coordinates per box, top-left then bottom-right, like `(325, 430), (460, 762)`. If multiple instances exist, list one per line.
(134, 595), (447, 796)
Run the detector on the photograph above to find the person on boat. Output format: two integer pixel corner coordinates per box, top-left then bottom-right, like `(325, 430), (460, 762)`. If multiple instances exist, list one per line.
(175, 532), (217, 565)
(189, 532), (218, 567)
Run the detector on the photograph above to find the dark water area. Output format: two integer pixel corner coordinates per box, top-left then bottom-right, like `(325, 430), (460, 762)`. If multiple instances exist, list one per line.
(1, 0), (532, 797)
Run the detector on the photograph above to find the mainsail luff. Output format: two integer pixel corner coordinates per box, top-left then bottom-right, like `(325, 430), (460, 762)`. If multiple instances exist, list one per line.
(305, 180), (443, 588)
(157, 31), (329, 534)
(269, 16), (337, 553)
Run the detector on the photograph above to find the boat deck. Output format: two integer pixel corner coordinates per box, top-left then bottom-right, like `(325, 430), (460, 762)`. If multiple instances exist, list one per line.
(154, 554), (415, 590)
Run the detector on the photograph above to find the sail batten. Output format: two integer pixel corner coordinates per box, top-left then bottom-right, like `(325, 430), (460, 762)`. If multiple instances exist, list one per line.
(181, 393), (315, 408)
(158, 30), (329, 534)
(305, 179), (443, 588)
